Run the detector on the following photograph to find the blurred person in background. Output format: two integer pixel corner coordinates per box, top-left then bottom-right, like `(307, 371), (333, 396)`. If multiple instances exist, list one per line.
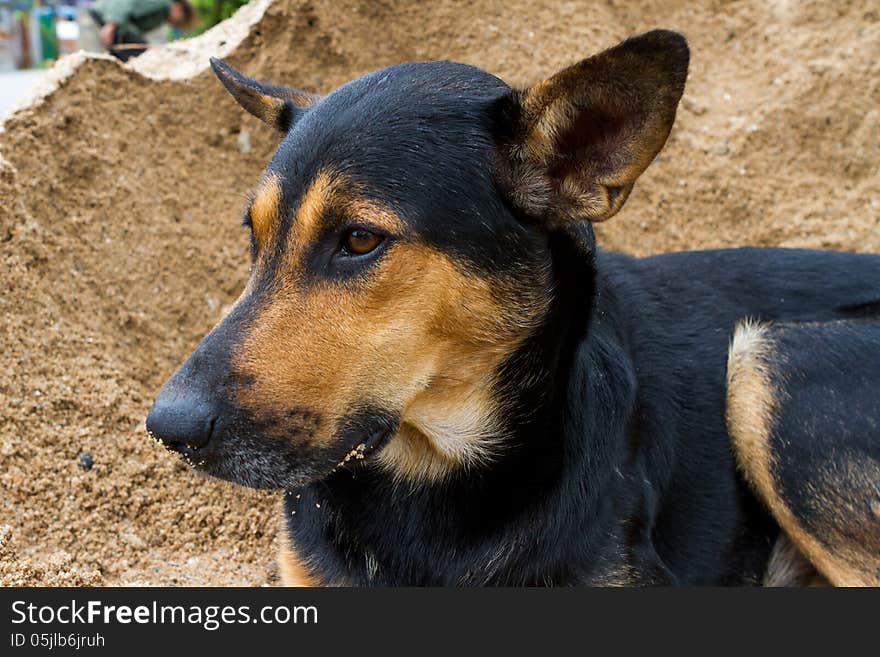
(88, 0), (197, 61)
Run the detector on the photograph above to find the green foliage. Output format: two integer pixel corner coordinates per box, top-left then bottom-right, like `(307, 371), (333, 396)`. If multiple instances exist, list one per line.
(190, 0), (251, 30)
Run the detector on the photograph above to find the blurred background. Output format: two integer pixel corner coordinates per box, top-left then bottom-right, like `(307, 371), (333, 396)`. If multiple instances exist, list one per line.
(0, 1), (249, 110)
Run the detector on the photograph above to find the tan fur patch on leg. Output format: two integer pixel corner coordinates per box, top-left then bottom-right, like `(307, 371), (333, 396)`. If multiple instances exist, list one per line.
(726, 321), (778, 494)
(726, 320), (877, 586)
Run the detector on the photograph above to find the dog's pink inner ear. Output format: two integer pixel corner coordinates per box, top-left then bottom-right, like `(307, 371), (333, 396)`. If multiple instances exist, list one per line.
(494, 29), (689, 225)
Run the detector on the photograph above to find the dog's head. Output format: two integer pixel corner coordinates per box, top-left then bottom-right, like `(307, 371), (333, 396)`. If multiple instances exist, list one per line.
(146, 30), (688, 489)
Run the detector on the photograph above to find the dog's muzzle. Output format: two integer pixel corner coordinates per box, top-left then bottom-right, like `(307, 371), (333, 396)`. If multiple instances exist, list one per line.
(146, 386), (217, 459)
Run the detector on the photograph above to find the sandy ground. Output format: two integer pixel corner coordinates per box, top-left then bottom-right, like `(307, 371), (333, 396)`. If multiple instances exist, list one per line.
(0, 0), (877, 586)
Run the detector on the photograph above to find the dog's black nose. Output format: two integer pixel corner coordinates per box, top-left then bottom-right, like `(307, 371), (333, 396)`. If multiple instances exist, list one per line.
(146, 390), (216, 455)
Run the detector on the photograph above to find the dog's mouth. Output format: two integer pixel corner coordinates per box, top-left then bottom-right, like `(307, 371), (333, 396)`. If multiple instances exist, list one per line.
(146, 427), (208, 467)
(332, 426), (394, 472)
(152, 416), (397, 490)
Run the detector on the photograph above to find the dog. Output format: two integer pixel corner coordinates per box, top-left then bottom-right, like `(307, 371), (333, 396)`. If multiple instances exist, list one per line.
(146, 30), (880, 585)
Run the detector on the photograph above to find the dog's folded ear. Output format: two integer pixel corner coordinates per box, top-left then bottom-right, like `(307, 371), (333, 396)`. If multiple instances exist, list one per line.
(210, 58), (321, 132)
(490, 29), (689, 225)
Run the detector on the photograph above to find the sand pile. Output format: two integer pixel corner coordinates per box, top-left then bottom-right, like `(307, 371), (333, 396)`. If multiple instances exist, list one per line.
(1, 0), (877, 586)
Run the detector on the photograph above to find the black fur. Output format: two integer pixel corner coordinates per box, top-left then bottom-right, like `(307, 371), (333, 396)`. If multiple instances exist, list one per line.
(756, 320), (880, 580)
(149, 51), (880, 586)
(283, 247), (880, 585)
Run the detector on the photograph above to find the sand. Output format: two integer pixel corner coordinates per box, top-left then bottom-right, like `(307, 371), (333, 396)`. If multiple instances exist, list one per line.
(0, 0), (877, 586)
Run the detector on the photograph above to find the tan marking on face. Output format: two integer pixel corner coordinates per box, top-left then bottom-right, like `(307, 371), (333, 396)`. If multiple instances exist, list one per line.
(282, 171), (406, 272)
(250, 172), (282, 250)
(289, 170), (332, 252)
(344, 197), (406, 234)
(230, 181), (550, 481)
(726, 320), (880, 586)
(377, 252), (550, 483)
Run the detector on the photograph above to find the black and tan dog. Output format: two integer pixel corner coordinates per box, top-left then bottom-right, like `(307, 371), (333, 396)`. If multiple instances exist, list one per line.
(146, 30), (880, 586)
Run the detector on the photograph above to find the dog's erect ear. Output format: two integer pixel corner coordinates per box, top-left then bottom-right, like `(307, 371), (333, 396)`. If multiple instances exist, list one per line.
(210, 58), (320, 132)
(490, 29), (689, 225)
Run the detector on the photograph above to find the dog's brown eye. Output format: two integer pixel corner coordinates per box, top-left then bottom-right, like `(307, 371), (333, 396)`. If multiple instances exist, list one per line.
(342, 228), (382, 256)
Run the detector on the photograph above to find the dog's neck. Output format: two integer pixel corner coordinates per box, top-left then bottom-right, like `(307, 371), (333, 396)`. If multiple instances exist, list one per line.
(373, 229), (595, 484)
(379, 380), (505, 484)
(288, 233), (645, 584)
